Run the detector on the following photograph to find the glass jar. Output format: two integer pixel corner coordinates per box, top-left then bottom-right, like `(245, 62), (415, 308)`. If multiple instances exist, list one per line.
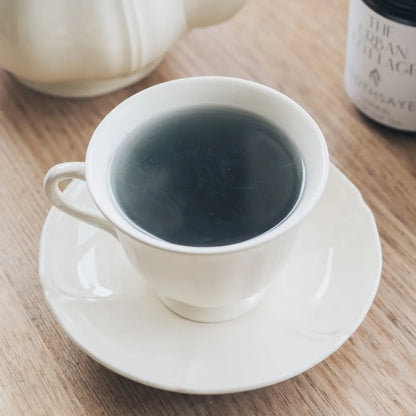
(345, 0), (416, 131)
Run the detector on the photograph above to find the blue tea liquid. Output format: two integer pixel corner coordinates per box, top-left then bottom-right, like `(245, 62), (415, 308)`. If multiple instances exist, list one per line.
(111, 106), (304, 247)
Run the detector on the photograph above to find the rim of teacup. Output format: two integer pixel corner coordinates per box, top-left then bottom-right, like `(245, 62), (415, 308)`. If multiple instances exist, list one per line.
(86, 76), (329, 255)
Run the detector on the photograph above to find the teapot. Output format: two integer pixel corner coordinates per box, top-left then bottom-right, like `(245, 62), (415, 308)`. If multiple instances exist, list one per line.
(0, 0), (245, 97)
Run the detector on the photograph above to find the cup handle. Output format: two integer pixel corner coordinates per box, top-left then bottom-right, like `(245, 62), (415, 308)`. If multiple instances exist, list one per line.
(44, 162), (117, 238)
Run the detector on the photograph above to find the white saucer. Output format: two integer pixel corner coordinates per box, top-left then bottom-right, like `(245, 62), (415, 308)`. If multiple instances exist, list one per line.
(39, 164), (382, 394)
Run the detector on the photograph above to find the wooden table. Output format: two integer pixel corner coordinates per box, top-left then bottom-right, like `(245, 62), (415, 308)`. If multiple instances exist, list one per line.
(1, 1), (415, 414)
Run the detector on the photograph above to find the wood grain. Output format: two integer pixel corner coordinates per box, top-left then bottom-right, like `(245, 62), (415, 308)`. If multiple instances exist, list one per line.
(1, 0), (415, 414)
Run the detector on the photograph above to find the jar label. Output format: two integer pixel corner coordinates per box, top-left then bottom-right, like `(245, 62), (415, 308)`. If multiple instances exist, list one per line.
(345, 0), (416, 131)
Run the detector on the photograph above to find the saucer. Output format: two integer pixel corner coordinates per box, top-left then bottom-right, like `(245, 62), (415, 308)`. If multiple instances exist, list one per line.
(39, 164), (382, 394)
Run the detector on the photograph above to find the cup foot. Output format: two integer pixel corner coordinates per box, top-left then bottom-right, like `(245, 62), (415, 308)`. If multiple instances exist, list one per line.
(159, 290), (266, 323)
(15, 58), (163, 98)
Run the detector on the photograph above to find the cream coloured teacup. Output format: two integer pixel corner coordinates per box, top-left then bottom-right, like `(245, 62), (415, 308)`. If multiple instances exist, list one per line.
(44, 77), (329, 322)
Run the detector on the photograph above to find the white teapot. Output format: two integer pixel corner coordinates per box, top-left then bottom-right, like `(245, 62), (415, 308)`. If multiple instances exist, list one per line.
(0, 0), (245, 97)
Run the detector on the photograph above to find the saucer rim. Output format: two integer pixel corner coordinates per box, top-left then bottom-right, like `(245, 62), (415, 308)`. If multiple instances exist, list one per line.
(39, 163), (382, 394)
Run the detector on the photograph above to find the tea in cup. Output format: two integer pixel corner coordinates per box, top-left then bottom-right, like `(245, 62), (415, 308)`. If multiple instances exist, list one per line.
(44, 77), (328, 322)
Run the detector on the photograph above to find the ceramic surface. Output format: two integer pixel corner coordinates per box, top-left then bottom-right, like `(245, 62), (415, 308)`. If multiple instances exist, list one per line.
(39, 164), (382, 394)
(0, 0), (245, 97)
(44, 77), (329, 322)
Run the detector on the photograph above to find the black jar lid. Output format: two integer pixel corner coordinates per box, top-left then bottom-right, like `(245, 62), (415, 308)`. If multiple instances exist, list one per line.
(363, 0), (416, 26)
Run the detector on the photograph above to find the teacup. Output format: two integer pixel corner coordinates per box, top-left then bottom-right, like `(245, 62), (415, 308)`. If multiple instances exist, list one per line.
(44, 77), (329, 322)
